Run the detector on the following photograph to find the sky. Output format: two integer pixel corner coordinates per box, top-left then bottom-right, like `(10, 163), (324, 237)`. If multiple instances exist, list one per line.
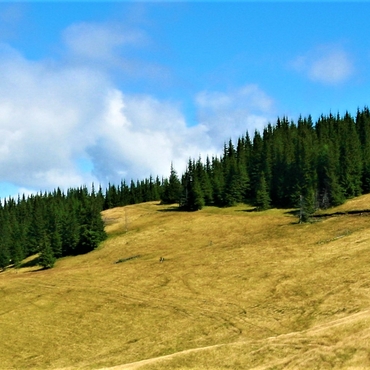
(0, 1), (369, 199)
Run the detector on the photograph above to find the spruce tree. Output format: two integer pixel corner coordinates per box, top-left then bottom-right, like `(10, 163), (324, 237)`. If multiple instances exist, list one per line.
(317, 144), (344, 207)
(298, 190), (316, 223)
(0, 212), (11, 269)
(0, 246), (9, 270)
(255, 172), (271, 211)
(61, 202), (80, 256)
(339, 112), (362, 197)
(161, 163), (181, 204)
(210, 156), (225, 207)
(39, 234), (56, 269)
(180, 160), (205, 211)
(201, 156), (214, 205)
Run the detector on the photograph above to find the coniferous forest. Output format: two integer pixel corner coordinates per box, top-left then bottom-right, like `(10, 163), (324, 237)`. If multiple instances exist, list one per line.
(0, 186), (107, 270)
(1, 107), (370, 269)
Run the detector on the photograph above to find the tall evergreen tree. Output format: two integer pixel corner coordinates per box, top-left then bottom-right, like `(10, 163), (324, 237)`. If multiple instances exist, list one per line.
(180, 160), (205, 211)
(161, 163), (182, 204)
(339, 112), (362, 197)
(255, 172), (271, 211)
(39, 234), (56, 269)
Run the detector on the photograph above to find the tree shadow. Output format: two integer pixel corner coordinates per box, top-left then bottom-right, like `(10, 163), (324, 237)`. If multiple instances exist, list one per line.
(238, 207), (257, 212)
(284, 209), (300, 216)
(19, 255), (40, 269)
(157, 206), (183, 212)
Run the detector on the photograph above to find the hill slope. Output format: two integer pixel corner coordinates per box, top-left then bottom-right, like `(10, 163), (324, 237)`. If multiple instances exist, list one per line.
(1, 197), (370, 369)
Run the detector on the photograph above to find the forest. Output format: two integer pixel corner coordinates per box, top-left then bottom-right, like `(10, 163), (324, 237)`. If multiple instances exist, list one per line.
(166, 108), (370, 216)
(1, 107), (370, 269)
(0, 187), (107, 270)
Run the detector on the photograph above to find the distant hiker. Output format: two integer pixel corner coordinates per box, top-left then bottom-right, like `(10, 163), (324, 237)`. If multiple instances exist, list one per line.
(159, 257), (164, 263)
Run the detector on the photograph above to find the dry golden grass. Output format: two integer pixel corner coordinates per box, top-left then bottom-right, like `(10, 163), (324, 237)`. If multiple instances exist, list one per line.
(2, 196), (370, 369)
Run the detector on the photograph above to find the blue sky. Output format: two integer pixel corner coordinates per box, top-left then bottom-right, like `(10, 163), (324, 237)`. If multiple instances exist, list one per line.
(0, 2), (369, 198)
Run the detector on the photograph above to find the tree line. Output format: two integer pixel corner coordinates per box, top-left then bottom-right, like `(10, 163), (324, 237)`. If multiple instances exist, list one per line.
(104, 107), (370, 218)
(2, 107), (370, 270)
(0, 186), (106, 270)
(161, 108), (370, 219)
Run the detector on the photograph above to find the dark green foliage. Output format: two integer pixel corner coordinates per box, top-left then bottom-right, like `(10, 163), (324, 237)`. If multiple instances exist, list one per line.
(0, 212), (12, 268)
(210, 156), (225, 206)
(298, 191), (316, 223)
(39, 235), (56, 269)
(356, 108), (370, 192)
(180, 160), (205, 211)
(26, 198), (46, 255)
(0, 246), (9, 270)
(77, 195), (107, 254)
(161, 163), (182, 204)
(255, 172), (271, 211)
(0, 185), (107, 269)
(317, 143), (344, 207)
(335, 112), (363, 198)
(164, 107), (370, 214)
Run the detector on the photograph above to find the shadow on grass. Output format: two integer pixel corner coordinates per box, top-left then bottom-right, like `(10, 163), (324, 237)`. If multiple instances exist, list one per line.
(115, 255), (141, 264)
(157, 206), (184, 212)
(284, 209), (299, 216)
(19, 255), (40, 268)
(238, 207), (257, 212)
(0, 255), (45, 273)
(285, 209), (370, 219)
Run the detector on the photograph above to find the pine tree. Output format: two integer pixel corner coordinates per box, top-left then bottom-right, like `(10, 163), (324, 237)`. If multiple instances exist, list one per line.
(26, 196), (46, 254)
(180, 160), (205, 211)
(298, 190), (316, 223)
(0, 211), (11, 269)
(0, 211), (10, 270)
(236, 136), (251, 203)
(161, 163), (181, 204)
(39, 234), (56, 269)
(223, 140), (242, 206)
(317, 143), (344, 207)
(9, 213), (24, 267)
(76, 194), (107, 255)
(61, 201), (80, 256)
(255, 172), (270, 211)
(339, 112), (362, 197)
(356, 107), (370, 192)
(210, 156), (225, 207)
(201, 156), (214, 205)
(0, 246), (9, 270)
(249, 131), (264, 203)
(119, 180), (130, 206)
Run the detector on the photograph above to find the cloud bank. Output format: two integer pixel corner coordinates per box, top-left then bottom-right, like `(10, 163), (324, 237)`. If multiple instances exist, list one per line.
(0, 22), (274, 196)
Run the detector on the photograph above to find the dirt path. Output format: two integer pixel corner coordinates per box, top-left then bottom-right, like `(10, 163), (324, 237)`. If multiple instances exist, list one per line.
(100, 309), (370, 370)
(100, 343), (227, 370)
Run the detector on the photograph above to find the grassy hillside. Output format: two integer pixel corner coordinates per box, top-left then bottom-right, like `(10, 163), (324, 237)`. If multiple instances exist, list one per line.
(2, 196), (370, 369)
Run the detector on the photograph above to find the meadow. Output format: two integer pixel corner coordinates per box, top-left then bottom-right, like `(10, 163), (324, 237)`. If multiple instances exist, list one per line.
(1, 196), (370, 369)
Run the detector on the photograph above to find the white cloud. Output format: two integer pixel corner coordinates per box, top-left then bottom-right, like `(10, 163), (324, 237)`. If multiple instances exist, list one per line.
(87, 90), (212, 184)
(0, 44), (106, 191)
(291, 45), (354, 85)
(0, 22), (275, 198)
(61, 21), (168, 81)
(0, 41), (214, 194)
(195, 84), (275, 144)
(62, 22), (145, 63)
